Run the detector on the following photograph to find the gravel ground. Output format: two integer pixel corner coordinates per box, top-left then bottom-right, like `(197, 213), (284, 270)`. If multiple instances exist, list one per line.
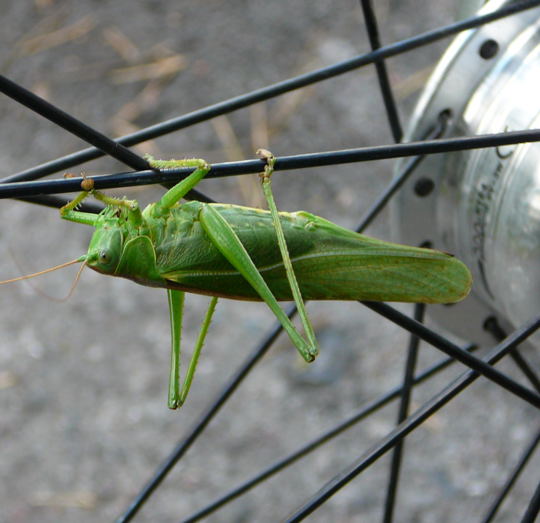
(1, 2), (539, 522)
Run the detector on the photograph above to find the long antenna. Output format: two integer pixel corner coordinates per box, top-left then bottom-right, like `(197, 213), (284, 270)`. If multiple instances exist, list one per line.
(0, 258), (83, 285)
(48, 260), (87, 303)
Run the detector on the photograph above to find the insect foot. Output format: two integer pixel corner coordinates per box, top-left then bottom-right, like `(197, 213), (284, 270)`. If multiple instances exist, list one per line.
(256, 148), (276, 182)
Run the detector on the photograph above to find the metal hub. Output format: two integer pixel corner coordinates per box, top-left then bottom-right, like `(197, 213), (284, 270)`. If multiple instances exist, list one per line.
(393, 0), (540, 345)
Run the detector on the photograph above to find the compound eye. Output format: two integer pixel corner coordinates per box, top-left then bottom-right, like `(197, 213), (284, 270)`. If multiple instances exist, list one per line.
(98, 250), (110, 264)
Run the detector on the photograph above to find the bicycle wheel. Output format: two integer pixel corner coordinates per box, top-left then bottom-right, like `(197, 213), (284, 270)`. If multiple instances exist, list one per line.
(1, 1), (539, 522)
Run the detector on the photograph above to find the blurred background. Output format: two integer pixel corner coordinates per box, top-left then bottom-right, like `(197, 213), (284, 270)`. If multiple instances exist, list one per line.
(0, 1), (538, 522)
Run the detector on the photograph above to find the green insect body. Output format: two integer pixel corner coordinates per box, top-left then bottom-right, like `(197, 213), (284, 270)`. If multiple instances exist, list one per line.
(84, 200), (470, 303)
(60, 154), (472, 408)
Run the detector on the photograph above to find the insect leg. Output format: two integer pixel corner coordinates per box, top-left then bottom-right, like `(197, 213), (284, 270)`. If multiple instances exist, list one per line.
(145, 155), (211, 211)
(91, 191), (138, 210)
(257, 149), (318, 352)
(60, 179), (142, 225)
(91, 192), (143, 226)
(200, 205), (318, 362)
(167, 289), (184, 409)
(167, 289), (218, 409)
(59, 190), (99, 226)
(178, 296), (218, 407)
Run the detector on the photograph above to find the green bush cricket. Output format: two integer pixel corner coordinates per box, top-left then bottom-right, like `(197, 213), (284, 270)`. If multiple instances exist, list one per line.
(19, 151), (472, 409)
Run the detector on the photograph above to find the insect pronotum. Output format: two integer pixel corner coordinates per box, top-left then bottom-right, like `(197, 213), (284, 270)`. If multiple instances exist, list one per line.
(9, 151), (473, 408)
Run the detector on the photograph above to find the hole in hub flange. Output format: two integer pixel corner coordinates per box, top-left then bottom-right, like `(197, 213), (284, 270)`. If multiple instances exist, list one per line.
(414, 178), (434, 197)
(479, 39), (499, 60)
(438, 108), (452, 124)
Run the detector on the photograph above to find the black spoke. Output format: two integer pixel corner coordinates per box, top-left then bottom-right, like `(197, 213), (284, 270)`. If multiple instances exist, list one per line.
(2, 128), (540, 199)
(2, 0), (537, 185)
(0, 75), (212, 202)
(521, 477), (540, 523)
(0, 74), (149, 171)
(363, 302), (540, 409)
(359, 0), (403, 142)
(286, 315), (540, 521)
(382, 304), (424, 523)
(481, 429), (540, 523)
(181, 342), (477, 522)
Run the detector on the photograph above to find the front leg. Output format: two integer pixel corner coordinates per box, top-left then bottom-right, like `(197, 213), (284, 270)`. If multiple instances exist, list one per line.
(145, 154), (211, 212)
(60, 184), (98, 227)
(60, 172), (142, 226)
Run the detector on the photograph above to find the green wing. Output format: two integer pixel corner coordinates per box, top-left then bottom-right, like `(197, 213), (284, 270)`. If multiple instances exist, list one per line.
(160, 205), (471, 303)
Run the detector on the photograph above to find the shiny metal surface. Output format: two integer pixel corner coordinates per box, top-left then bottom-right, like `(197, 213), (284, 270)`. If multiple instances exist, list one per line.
(393, 0), (540, 345)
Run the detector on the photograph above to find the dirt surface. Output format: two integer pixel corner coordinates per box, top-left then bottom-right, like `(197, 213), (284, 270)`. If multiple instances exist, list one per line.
(1, 2), (538, 522)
